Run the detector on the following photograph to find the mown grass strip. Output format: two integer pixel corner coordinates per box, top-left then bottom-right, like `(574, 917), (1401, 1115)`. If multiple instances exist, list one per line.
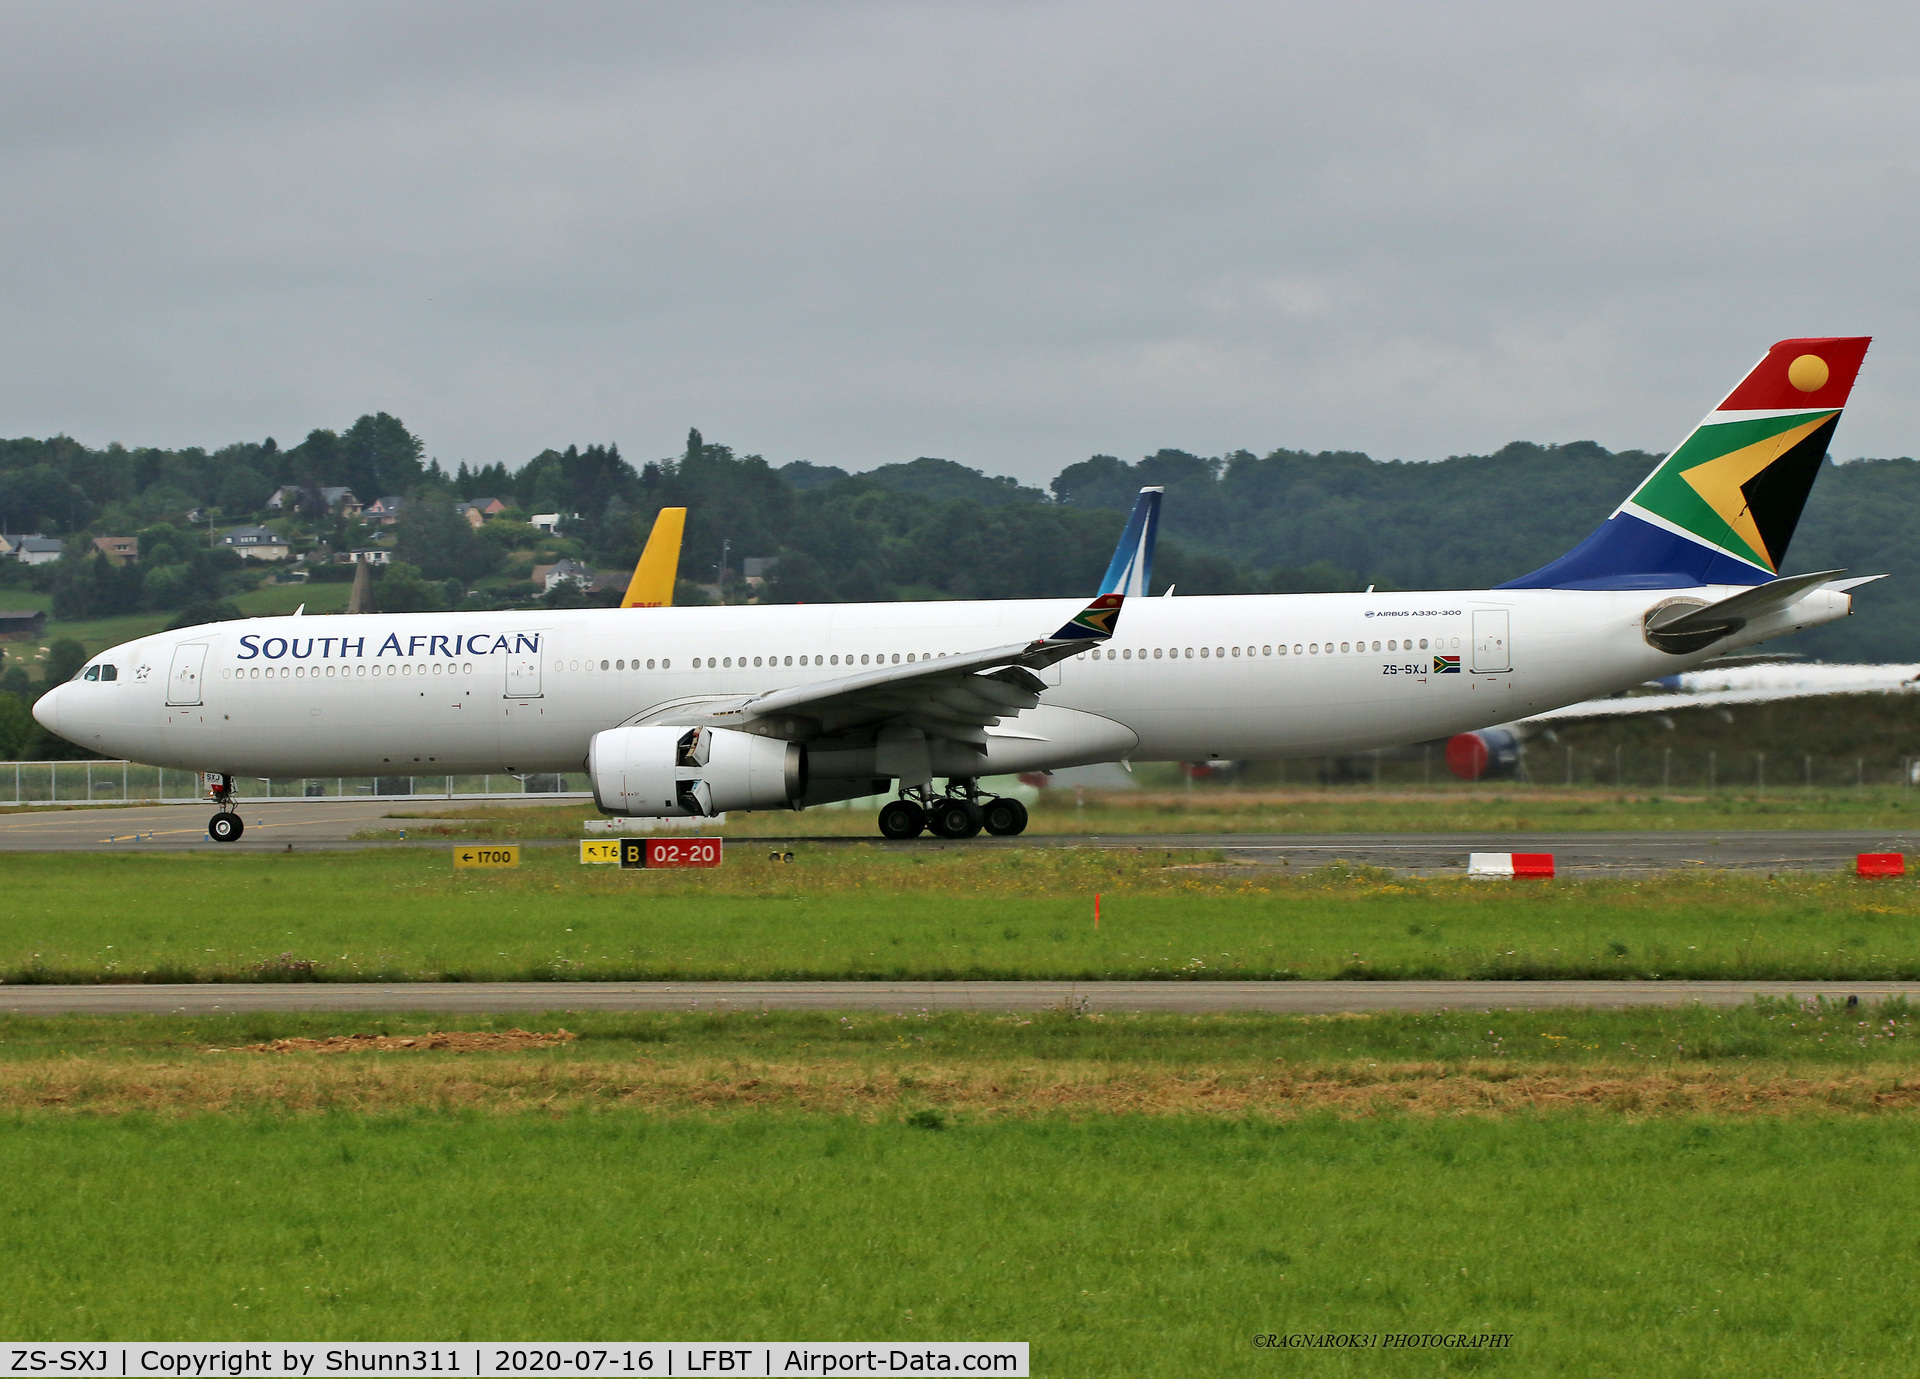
(4, 1004), (1920, 1118)
(0, 1111), (1912, 1375)
(8, 847), (1920, 983)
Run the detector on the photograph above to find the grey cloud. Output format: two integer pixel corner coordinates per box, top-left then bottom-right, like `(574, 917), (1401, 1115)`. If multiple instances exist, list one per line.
(1, 1), (1916, 480)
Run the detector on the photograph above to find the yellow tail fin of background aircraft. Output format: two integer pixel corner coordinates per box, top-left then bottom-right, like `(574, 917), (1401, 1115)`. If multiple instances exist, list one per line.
(622, 507), (686, 607)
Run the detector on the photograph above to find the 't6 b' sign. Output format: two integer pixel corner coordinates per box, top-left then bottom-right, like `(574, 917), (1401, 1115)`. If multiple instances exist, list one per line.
(621, 838), (723, 869)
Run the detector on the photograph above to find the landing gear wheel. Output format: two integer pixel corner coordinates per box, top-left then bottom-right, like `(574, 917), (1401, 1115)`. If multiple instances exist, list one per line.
(877, 799), (927, 839)
(982, 797), (1029, 836)
(927, 797), (984, 839)
(208, 811), (244, 843)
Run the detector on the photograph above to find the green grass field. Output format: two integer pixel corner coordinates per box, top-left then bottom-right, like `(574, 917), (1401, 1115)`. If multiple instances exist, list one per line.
(2, 1007), (1919, 1371)
(8, 846), (1920, 983)
(382, 784), (1920, 839)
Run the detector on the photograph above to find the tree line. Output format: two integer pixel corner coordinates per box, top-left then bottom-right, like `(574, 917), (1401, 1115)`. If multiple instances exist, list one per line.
(4, 417), (1918, 669)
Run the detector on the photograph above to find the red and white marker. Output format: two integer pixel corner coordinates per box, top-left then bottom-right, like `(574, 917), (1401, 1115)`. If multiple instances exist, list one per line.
(1467, 852), (1554, 879)
(1857, 852), (1905, 878)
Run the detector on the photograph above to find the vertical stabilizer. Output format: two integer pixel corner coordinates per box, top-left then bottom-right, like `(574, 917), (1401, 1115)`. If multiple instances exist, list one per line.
(1501, 337), (1871, 590)
(1098, 487), (1163, 597)
(623, 507), (686, 608)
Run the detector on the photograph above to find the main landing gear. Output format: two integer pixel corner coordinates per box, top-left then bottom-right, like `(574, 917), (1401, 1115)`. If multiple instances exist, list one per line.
(877, 781), (1028, 840)
(205, 772), (244, 843)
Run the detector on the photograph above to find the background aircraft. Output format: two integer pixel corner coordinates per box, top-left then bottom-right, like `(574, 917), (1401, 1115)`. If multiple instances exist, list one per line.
(622, 508), (685, 609)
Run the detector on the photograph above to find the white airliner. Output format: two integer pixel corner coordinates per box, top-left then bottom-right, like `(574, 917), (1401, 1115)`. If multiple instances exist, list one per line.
(35, 337), (1878, 840)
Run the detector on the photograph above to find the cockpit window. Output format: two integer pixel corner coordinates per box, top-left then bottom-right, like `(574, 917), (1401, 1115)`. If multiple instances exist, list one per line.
(82, 666), (98, 681)
(100, 664), (117, 682)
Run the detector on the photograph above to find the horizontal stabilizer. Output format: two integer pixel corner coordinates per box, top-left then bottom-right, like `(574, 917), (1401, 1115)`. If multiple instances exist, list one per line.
(1644, 568), (1846, 653)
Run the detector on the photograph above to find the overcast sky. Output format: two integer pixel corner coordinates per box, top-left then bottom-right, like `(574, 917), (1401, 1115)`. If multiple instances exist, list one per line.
(2, 1), (1917, 482)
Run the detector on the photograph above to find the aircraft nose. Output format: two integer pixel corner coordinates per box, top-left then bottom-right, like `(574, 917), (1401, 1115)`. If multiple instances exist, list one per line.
(31, 684), (61, 735)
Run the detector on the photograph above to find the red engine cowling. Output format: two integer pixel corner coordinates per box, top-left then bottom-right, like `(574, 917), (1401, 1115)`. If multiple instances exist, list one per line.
(1445, 727), (1524, 781)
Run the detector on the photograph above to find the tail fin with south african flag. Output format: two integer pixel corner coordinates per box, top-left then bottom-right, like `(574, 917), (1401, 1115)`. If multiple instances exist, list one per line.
(1501, 337), (1871, 590)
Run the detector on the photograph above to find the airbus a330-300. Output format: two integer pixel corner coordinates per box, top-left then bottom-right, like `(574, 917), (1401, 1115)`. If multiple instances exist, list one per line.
(34, 337), (1878, 840)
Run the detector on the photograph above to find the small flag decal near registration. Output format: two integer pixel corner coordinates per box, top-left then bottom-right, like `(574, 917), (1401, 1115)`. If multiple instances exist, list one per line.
(1468, 852), (1554, 879)
(1435, 655), (1461, 673)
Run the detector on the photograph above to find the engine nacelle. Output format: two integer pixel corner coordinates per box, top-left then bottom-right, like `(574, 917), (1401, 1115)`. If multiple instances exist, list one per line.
(589, 726), (805, 816)
(1445, 726), (1524, 781)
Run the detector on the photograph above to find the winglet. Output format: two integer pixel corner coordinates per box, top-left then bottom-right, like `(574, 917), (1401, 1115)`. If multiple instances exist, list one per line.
(1050, 592), (1124, 642)
(623, 507), (686, 608)
(1098, 488), (1162, 597)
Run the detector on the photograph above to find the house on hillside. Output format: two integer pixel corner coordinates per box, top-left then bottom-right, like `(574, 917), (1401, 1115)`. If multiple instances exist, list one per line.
(0, 610), (47, 640)
(10, 537), (63, 566)
(333, 549), (392, 565)
(91, 536), (139, 565)
(529, 512), (561, 534)
(742, 557), (778, 588)
(219, 526), (291, 561)
(365, 496), (406, 525)
(266, 485), (362, 517)
(455, 497), (508, 528)
(532, 558), (618, 594)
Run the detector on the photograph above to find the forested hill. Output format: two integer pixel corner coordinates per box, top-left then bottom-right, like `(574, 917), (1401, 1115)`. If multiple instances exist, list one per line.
(2, 420), (1915, 662)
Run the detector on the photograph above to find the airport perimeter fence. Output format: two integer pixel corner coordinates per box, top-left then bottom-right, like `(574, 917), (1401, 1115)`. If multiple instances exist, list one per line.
(0, 761), (589, 806)
(1276, 746), (1920, 791)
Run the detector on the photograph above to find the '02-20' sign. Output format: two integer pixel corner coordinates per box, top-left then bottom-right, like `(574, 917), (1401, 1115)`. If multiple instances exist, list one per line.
(620, 838), (723, 869)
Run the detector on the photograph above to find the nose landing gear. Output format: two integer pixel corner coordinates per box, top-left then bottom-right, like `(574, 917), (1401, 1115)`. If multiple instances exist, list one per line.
(204, 772), (244, 843)
(874, 780), (1028, 839)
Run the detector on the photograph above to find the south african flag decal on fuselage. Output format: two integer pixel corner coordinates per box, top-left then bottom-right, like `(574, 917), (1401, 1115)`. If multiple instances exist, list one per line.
(1435, 655), (1461, 673)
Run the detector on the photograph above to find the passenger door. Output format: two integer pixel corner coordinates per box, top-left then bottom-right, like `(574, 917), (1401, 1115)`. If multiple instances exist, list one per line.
(1472, 610), (1511, 673)
(504, 643), (544, 698)
(166, 643), (208, 705)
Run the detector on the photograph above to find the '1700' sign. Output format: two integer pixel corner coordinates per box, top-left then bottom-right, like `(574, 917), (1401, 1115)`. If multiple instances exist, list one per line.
(620, 838), (722, 869)
(454, 846), (521, 869)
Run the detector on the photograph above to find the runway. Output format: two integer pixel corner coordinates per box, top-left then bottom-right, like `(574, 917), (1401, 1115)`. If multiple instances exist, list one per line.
(0, 797), (578, 850)
(0, 798), (1911, 874)
(4, 979), (1916, 1015)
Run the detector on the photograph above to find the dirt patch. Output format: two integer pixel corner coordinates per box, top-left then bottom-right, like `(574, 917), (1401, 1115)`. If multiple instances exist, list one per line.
(11, 1054), (1920, 1117)
(224, 1028), (576, 1054)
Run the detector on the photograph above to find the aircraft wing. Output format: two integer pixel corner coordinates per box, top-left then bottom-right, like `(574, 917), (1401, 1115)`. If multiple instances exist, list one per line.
(633, 487), (1160, 748)
(1522, 663), (1920, 726)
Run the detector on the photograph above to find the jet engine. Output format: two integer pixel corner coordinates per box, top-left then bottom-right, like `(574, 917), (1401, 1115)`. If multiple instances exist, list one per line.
(588, 725), (805, 816)
(1445, 726), (1525, 781)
